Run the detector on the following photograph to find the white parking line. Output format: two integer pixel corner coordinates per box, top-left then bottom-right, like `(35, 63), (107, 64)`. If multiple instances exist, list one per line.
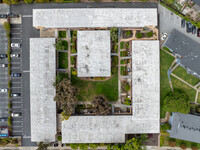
(11, 38), (22, 40)
(12, 28), (22, 30)
(11, 86), (22, 89)
(12, 121), (22, 123)
(11, 62), (22, 64)
(13, 126), (23, 128)
(23, 70), (30, 73)
(11, 33), (21, 35)
(12, 131), (22, 133)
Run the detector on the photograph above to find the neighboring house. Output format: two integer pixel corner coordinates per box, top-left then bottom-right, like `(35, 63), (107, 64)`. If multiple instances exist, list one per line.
(164, 29), (200, 78)
(170, 112), (200, 144)
(176, 0), (187, 6)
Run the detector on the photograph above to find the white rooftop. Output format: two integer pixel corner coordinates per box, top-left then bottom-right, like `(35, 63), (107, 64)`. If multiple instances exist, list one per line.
(132, 40), (160, 122)
(62, 116), (159, 143)
(77, 30), (111, 77)
(62, 40), (160, 144)
(30, 38), (56, 142)
(33, 8), (158, 28)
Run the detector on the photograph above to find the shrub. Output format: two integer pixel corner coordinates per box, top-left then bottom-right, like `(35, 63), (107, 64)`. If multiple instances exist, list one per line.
(7, 116), (12, 127)
(125, 30), (132, 37)
(8, 80), (11, 88)
(125, 84), (130, 91)
(180, 143), (187, 150)
(8, 101), (11, 109)
(57, 136), (62, 141)
(163, 90), (190, 113)
(72, 71), (77, 75)
(161, 123), (171, 132)
(24, 0), (34, 3)
(58, 31), (66, 38)
(191, 146), (198, 150)
(3, 22), (10, 33)
(11, 0), (19, 3)
(146, 31), (153, 37)
(110, 27), (118, 43)
(124, 98), (131, 106)
(8, 89), (11, 98)
(79, 144), (88, 150)
(3, 0), (11, 5)
(136, 32), (142, 38)
(89, 143), (98, 150)
(168, 140), (176, 147)
(70, 144), (78, 150)
(120, 42), (124, 49)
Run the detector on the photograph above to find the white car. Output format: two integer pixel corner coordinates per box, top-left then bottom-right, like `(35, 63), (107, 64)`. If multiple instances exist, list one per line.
(10, 54), (19, 58)
(0, 64), (6, 68)
(11, 43), (21, 48)
(11, 112), (21, 117)
(161, 33), (168, 41)
(0, 89), (7, 93)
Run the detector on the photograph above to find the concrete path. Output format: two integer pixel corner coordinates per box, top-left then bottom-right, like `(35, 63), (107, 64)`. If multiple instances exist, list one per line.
(58, 50), (68, 53)
(111, 53), (118, 56)
(57, 69), (68, 72)
(120, 56), (131, 59)
(71, 53), (77, 56)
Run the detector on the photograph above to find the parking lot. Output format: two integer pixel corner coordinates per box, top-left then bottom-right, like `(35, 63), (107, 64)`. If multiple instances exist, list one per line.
(10, 24), (23, 136)
(159, 4), (200, 44)
(0, 25), (9, 125)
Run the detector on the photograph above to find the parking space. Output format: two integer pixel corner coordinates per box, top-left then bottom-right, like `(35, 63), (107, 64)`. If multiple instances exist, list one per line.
(10, 24), (23, 136)
(0, 25), (9, 126)
(159, 4), (200, 44)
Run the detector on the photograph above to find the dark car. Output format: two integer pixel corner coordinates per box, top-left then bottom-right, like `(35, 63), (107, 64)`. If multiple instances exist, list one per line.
(181, 19), (185, 28)
(0, 54), (7, 59)
(11, 93), (20, 97)
(192, 25), (196, 34)
(0, 14), (7, 18)
(186, 21), (192, 33)
(11, 73), (21, 77)
(197, 28), (200, 37)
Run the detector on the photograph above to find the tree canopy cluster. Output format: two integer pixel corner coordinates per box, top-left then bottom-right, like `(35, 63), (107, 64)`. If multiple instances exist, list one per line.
(54, 78), (78, 115)
(92, 96), (111, 116)
(163, 90), (190, 113)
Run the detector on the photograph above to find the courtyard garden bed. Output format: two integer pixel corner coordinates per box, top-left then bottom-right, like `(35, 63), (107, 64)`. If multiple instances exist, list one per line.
(71, 74), (118, 102)
(120, 66), (127, 76)
(136, 30), (153, 38)
(58, 52), (68, 69)
(58, 31), (66, 38)
(122, 30), (133, 39)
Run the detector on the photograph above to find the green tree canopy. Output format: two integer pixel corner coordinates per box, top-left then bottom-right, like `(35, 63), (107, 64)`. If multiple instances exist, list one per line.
(36, 142), (49, 150)
(110, 27), (118, 43)
(163, 90), (190, 113)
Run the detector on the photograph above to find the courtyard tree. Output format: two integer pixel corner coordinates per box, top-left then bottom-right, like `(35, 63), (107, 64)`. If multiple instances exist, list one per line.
(54, 38), (65, 50)
(110, 27), (118, 43)
(163, 90), (190, 113)
(92, 95), (111, 115)
(54, 78), (78, 116)
(123, 135), (147, 150)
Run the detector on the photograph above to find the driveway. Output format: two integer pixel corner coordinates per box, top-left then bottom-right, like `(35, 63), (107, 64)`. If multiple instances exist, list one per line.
(158, 4), (200, 44)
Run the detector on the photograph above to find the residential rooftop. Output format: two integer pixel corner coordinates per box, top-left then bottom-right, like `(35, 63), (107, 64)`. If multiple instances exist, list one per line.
(62, 40), (160, 144)
(30, 38), (56, 142)
(33, 8), (158, 28)
(77, 30), (111, 77)
(164, 29), (200, 76)
(132, 40), (160, 121)
(170, 112), (200, 143)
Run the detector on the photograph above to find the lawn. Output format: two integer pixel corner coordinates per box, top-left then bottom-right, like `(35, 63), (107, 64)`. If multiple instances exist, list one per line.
(173, 66), (200, 86)
(58, 31), (66, 38)
(71, 74), (118, 102)
(160, 50), (197, 118)
(58, 52), (68, 69)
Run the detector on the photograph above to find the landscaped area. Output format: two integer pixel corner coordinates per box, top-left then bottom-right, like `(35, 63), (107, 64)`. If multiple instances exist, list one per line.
(160, 50), (198, 118)
(58, 31), (66, 38)
(58, 52), (68, 69)
(71, 74), (118, 102)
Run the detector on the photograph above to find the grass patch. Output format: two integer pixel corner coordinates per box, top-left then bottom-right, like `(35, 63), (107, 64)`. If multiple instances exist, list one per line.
(160, 50), (197, 118)
(173, 66), (200, 86)
(120, 66), (127, 76)
(163, 47), (172, 53)
(71, 74), (118, 102)
(120, 59), (126, 64)
(58, 52), (68, 69)
(120, 42), (124, 49)
(58, 31), (66, 38)
(61, 40), (68, 50)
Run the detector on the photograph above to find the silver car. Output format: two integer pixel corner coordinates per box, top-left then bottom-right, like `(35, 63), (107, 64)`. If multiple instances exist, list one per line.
(0, 64), (7, 68)
(10, 53), (19, 58)
(11, 43), (21, 48)
(0, 89), (7, 93)
(11, 112), (21, 117)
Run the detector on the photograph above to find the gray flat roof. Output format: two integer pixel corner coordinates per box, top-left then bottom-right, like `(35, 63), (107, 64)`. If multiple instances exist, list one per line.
(62, 116), (159, 143)
(77, 30), (111, 77)
(170, 113), (200, 143)
(62, 40), (160, 144)
(164, 29), (200, 75)
(33, 8), (157, 28)
(132, 41), (160, 122)
(30, 38), (56, 142)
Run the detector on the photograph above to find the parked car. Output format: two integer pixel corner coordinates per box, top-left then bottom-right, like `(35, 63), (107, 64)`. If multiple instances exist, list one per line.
(0, 64), (7, 68)
(192, 25), (196, 34)
(11, 73), (21, 77)
(10, 53), (20, 58)
(11, 112), (21, 117)
(11, 43), (21, 48)
(11, 93), (20, 97)
(0, 54), (7, 59)
(0, 89), (7, 93)
(0, 14), (7, 18)
(197, 28), (200, 37)
(0, 118), (8, 122)
(181, 19), (185, 28)
(161, 33), (168, 41)
(186, 22), (192, 33)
